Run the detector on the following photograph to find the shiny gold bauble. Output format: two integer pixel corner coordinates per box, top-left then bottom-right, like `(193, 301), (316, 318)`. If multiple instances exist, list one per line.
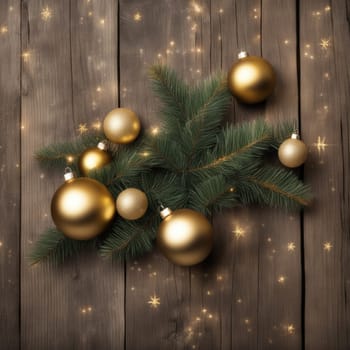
(228, 52), (276, 104)
(157, 208), (214, 266)
(51, 171), (116, 240)
(116, 188), (148, 220)
(78, 142), (112, 176)
(278, 134), (308, 168)
(103, 108), (141, 144)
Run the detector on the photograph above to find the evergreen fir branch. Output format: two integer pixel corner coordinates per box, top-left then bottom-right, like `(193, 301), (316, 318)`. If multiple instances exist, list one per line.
(99, 218), (157, 260)
(149, 65), (190, 127)
(189, 175), (240, 214)
(181, 76), (232, 161)
(89, 146), (152, 188)
(35, 132), (104, 169)
(271, 121), (296, 149)
(144, 134), (187, 171)
(140, 171), (188, 210)
(237, 165), (312, 210)
(188, 120), (272, 177)
(28, 228), (90, 266)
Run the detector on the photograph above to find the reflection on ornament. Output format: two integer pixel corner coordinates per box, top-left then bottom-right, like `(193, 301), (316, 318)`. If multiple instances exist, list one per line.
(51, 168), (115, 240)
(228, 51), (275, 104)
(103, 108), (141, 144)
(278, 133), (308, 168)
(116, 188), (148, 220)
(78, 141), (112, 176)
(157, 207), (213, 266)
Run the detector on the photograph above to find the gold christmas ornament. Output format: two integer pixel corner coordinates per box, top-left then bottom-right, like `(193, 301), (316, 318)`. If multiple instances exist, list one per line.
(228, 51), (276, 104)
(278, 133), (308, 168)
(156, 207), (214, 266)
(103, 107), (141, 144)
(78, 141), (112, 176)
(51, 168), (116, 240)
(116, 188), (148, 220)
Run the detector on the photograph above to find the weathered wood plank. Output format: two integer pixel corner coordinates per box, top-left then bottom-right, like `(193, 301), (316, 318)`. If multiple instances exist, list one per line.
(21, 1), (123, 349)
(300, 0), (350, 349)
(0, 1), (21, 349)
(206, 1), (302, 349)
(208, 2), (263, 348)
(259, 1), (302, 348)
(120, 1), (211, 349)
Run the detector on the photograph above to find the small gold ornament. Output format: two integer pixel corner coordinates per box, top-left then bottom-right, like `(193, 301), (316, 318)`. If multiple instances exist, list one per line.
(278, 133), (308, 168)
(116, 188), (148, 220)
(228, 51), (276, 104)
(78, 141), (112, 176)
(103, 107), (141, 144)
(51, 168), (116, 240)
(156, 207), (214, 266)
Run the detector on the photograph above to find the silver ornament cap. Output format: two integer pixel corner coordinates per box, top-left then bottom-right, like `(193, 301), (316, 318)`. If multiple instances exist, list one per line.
(64, 167), (75, 182)
(160, 207), (172, 219)
(238, 51), (249, 59)
(97, 141), (108, 151)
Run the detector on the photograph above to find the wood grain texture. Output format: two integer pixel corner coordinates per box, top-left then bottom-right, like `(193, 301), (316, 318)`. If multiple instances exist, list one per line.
(0, 0), (349, 349)
(300, 0), (350, 349)
(259, 1), (302, 348)
(119, 1), (197, 349)
(0, 1), (21, 349)
(20, 1), (123, 349)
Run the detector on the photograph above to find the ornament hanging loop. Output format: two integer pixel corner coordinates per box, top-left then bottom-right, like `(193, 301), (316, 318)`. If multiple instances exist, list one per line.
(97, 140), (108, 151)
(238, 51), (248, 59)
(64, 167), (75, 182)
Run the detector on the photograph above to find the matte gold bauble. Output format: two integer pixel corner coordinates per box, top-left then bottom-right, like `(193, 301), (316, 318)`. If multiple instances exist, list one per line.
(228, 51), (276, 104)
(51, 169), (116, 240)
(278, 133), (308, 168)
(116, 188), (148, 220)
(103, 108), (141, 144)
(156, 207), (214, 266)
(78, 142), (112, 176)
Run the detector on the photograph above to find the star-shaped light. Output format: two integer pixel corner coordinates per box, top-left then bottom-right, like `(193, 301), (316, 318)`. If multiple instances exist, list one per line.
(287, 242), (296, 252)
(320, 38), (330, 50)
(0, 26), (8, 34)
(148, 294), (160, 308)
(233, 225), (246, 239)
(77, 123), (88, 134)
(41, 6), (52, 21)
(22, 51), (31, 62)
(287, 324), (295, 334)
(278, 275), (286, 284)
(314, 136), (328, 154)
(191, 2), (202, 13)
(91, 120), (101, 130)
(134, 12), (142, 22)
(323, 241), (332, 252)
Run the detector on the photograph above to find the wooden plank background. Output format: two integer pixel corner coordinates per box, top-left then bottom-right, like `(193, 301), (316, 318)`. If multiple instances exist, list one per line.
(0, 0), (349, 349)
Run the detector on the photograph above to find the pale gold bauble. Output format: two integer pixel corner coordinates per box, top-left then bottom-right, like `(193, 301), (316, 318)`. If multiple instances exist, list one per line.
(103, 108), (141, 144)
(278, 133), (308, 168)
(116, 188), (148, 220)
(228, 51), (276, 104)
(156, 208), (214, 266)
(78, 142), (112, 176)
(51, 170), (116, 240)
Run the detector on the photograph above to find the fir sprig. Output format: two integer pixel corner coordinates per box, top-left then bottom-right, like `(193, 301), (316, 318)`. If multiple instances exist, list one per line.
(29, 228), (92, 266)
(30, 65), (312, 265)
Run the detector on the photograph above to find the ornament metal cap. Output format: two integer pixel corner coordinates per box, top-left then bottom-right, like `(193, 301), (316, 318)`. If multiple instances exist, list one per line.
(97, 141), (108, 151)
(64, 167), (75, 182)
(160, 207), (172, 219)
(238, 51), (248, 59)
(291, 132), (300, 140)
